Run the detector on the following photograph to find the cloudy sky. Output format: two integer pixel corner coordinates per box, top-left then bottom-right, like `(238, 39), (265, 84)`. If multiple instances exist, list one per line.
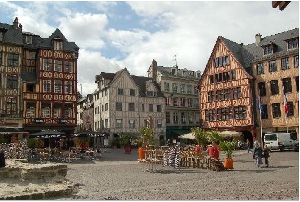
(0, 1), (299, 96)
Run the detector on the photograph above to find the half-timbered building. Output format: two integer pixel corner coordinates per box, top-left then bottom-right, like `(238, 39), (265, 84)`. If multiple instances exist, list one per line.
(94, 68), (166, 141)
(198, 28), (299, 145)
(22, 28), (79, 136)
(198, 36), (255, 144)
(0, 17), (28, 142)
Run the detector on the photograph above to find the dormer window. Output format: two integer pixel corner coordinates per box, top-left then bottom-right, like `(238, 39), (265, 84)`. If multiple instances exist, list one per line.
(171, 68), (176, 75)
(287, 38), (298, 50)
(214, 56), (229, 67)
(54, 40), (63, 50)
(263, 44), (273, 55)
(25, 35), (32, 44)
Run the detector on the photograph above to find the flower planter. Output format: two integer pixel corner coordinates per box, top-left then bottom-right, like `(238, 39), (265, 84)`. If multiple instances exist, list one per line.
(138, 147), (145, 160)
(223, 158), (234, 169)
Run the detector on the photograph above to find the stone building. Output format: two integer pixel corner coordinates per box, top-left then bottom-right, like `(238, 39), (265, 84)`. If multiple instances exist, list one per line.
(94, 68), (166, 141)
(147, 59), (201, 141)
(198, 28), (299, 144)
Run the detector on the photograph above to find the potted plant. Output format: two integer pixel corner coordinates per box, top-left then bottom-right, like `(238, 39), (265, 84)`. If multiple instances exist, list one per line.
(111, 138), (118, 149)
(219, 140), (236, 169)
(192, 127), (209, 146)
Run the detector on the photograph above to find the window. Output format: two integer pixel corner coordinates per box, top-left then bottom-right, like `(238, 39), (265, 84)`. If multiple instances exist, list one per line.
(257, 63), (264, 75)
(189, 113), (194, 124)
(187, 85), (192, 94)
(261, 104), (268, 119)
(258, 82), (266, 96)
(281, 57), (290, 70)
(224, 89), (231, 100)
(166, 97), (170, 106)
(54, 104), (62, 118)
(223, 72), (230, 82)
(187, 98), (192, 107)
(272, 103), (281, 118)
(116, 119), (122, 128)
(263, 44), (273, 55)
(65, 81), (72, 94)
(43, 80), (51, 92)
(295, 76), (299, 92)
(233, 87), (242, 99)
(54, 80), (62, 93)
(41, 104), (51, 118)
(128, 103), (135, 111)
(157, 105), (162, 112)
(294, 55), (299, 68)
(287, 102), (294, 117)
(208, 91), (214, 102)
(269, 60), (277, 72)
(26, 103), (35, 118)
(282, 77), (292, 93)
(215, 56), (230, 67)
(8, 53), (19, 66)
(149, 104), (153, 112)
(166, 112), (170, 124)
(6, 97), (17, 116)
(181, 112), (186, 124)
(141, 104), (144, 112)
(173, 97), (178, 106)
(7, 75), (18, 89)
(54, 60), (62, 71)
(64, 104), (72, 118)
(43, 59), (52, 71)
(270, 80), (279, 95)
(178, 84), (184, 93)
(157, 119), (162, 128)
(231, 70), (236, 80)
(105, 103), (108, 111)
(27, 83), (35, 92)
(118, 88), (124, 95)
(205, 109), (215, 121)
(209, 75), (214, 84)
(194, 86), (198, 95)
(0, 51), (2, 65)
(164, 82), (170, 91)
(234, 106), (247, 119)
(54, 41), (63, 50)
(217, 107), (232, 121)
(130, 89), (135, 96)
(25, 35), (32, 44)
(180, 98), (185, 106)
(287, 38), (298, 50)
(172, 83), (177, 92)
(64, 61), (73, 73)
(129, 120), (135, 128)
(173, 112), (178, 124)
(146, 91), (157, 97)
(116, 102), (122, 111)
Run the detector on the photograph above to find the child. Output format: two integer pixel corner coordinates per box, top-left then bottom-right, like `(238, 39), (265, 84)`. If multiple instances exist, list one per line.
(263, 144), (270, 167)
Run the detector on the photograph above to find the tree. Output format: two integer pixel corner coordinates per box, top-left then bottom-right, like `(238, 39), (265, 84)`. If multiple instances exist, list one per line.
(139, 127), (155, 146)
(207, 130), (223, 144)
(191, 127), (209, 146)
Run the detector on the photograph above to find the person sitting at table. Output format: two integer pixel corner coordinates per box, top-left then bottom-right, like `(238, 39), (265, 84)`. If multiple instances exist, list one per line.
(80, 141), (89, 153)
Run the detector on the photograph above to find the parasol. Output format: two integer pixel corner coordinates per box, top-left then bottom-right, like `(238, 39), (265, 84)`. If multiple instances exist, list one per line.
(178, 132), (195, 140)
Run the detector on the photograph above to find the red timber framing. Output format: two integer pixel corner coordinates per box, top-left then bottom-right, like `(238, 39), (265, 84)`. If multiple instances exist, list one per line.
(198, 36), (256, 140)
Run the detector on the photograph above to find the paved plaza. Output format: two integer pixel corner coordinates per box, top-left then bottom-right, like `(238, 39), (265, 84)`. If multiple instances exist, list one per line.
(62, 148), (299, 200)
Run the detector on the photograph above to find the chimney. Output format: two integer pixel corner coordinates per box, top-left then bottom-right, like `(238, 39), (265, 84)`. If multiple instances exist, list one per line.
(13, 17), (19, 29)
(255, 33), (262, 46)
(150, 59), (157, 81)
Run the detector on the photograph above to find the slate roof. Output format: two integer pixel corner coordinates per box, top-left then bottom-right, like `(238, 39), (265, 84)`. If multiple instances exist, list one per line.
(0, 22), (23, 45)
(220, 28), (299, 75)
(98, 69), (165, 98)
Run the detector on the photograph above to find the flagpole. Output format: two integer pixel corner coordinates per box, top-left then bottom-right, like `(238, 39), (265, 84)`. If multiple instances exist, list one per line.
(260, 113), (263, 147)
(285, 113), (289, 133)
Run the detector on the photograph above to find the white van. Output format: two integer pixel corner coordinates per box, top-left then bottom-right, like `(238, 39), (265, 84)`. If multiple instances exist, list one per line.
(264, 132), (295, 151)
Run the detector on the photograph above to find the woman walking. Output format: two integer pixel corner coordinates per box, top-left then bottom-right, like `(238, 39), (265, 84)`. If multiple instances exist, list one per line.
(253, 142), (263, 167)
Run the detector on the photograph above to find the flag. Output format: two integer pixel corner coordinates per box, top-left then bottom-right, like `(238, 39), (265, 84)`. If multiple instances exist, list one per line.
(258, 94), (263, 116)
(283, 86), (289, 114)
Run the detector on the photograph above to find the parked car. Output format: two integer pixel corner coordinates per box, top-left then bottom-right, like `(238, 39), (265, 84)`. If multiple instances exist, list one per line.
(293, 140), (299, 152)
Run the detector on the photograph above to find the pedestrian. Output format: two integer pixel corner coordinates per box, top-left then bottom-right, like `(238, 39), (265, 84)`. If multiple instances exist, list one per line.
(253, 142), (263, 167)
(246, 139), (251, 153)
(263, 144), (270, 167)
